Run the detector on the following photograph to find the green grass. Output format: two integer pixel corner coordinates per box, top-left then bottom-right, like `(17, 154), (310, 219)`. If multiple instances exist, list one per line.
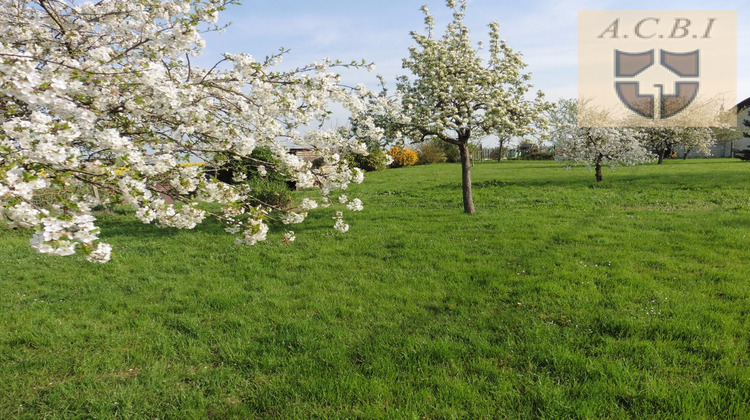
(2, 159), (750, 418)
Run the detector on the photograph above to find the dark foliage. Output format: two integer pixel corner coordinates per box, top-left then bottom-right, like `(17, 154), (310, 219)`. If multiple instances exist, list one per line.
(205, 147), (293, 208)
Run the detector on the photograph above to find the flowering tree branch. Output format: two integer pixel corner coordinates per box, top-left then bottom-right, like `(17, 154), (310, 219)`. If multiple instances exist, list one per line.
(0, 0), (383, 262)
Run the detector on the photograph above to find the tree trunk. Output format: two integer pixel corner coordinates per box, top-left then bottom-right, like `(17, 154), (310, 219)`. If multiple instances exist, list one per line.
(497, 139), (505, 161)
(657, 150), (665, 164)
(595, 161), (603, 183)
(683, 148), (691, 160)
(458, 142), (476, 214)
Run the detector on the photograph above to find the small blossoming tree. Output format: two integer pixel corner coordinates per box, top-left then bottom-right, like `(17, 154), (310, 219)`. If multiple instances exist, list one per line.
(642, 127), (715, 163)
(551, 99), (654, 182)
(0, 0), (386, 262)
(677, 127), (715, 159)
(630, 99), (724, 163)
(393, 0), (548, 214)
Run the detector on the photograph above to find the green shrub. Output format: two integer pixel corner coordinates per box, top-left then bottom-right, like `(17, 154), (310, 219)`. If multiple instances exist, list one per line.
(416, 141), (447, 164)
(247, 177), (293, 208)
(524, 151), (555, 161)
(734, 148), (750, 161)
(206, 147), (294, 208)
(346, 150), (388, 172)
(439, 141), (460, 162)
(246, 147), (288, 184)
(245, 148), (293, 208)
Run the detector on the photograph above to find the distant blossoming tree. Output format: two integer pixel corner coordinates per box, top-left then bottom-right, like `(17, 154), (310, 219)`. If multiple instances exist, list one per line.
(677, 127), (715, 159)
(631, 99), (724, 163)
(393, 0), (548, 214)
(551, 99), (654, 182)
(636, 124), (718, 163)
(0, 0), (388, 262)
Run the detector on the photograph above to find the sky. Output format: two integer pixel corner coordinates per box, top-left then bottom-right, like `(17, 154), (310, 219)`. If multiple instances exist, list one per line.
(195, 0), (750, 145)
(198, 0), (749, 100)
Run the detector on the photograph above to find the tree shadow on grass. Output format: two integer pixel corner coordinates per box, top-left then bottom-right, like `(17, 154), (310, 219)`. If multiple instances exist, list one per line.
(438, 161), (750, 191)
(610, 172), (749, 190)
(432, 176), (592, 191)
(479, 162), (560, 170)
(96, 214), (226, 240)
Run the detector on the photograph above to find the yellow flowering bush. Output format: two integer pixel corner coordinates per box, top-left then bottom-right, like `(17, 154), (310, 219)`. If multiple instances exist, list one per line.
(388, 146), (418, 168)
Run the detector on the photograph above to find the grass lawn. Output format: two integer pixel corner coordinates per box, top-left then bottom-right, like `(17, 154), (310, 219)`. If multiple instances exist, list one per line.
(2, 159), (750, 418)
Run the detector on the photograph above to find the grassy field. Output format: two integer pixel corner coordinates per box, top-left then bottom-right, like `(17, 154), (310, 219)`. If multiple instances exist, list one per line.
(2, 159), (750, 418)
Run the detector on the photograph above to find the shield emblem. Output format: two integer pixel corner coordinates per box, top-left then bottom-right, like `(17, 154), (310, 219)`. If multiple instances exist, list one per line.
(660, 82), (699, 118)
(615, 82), (654, 118)
(661, 50), (700, 77)
(615, 50), (654, 77)
(613, 49), (699, 119)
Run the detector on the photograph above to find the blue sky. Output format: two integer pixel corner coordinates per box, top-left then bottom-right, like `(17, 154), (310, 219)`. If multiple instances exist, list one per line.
(197, 0), (749, 110)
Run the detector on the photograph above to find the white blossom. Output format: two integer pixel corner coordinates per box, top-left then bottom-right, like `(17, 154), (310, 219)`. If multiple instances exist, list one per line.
(333, 217), (349, 233)
(346, 198), (364, 212)
(235, 219), (269, 245)
(351, 168), (365, 184)
(86, 243), (112, 263)
(282, 212), (307, 225)
(295, 172), (317, 189)
(299, 198), (319, 211)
